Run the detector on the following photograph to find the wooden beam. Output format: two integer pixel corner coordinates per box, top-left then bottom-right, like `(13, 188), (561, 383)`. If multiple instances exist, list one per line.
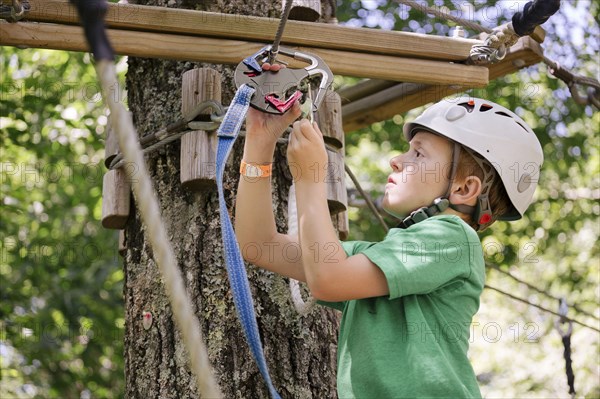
(0, 21), (489, 86)
(342, 82), (427, 121)
(341, 85), (472, 133)
(338, 79), (397, 105)
(531, 26), (546, 43)
(24, 0), (479, 61)
(342, 83), (448, 132)
(341, 37), (544, 131)
(488, 37), (543, 80)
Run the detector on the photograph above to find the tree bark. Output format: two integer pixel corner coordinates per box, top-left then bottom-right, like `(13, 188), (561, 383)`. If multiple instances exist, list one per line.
(122, 1), (339, 398)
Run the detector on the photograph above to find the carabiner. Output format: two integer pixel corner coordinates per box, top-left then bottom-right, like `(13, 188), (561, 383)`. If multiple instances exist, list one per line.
(234, 45), (333, 115)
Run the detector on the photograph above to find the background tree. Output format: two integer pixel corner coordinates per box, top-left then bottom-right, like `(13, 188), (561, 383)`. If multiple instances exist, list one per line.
(1, 0), (598, 398)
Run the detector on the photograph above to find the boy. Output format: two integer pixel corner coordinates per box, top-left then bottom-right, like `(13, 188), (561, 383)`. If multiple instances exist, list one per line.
(235, 91), (543, 397)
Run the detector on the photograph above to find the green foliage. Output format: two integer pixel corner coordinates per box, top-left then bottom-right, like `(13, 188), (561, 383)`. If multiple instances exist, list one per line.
(1, 49), (124, 398)
(339, 1), (599, 397)
(1, 1), (597, 398)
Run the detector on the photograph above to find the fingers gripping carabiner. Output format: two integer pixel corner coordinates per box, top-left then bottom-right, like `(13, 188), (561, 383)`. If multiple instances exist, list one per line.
(234, 45), (333, 115)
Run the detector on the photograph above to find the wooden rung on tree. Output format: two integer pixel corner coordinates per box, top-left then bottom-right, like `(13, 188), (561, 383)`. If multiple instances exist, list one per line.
(104, 119), (120, 168)
(102, 168), (131, 229)
(332, 211), (349, 241)
(102, 126), (131, 229)
(326, 148), (347, 215)
(315, 89), (344, 150)
(311, 88), (347, 215)
(285, 0), (321, 22)
(180, 68), (222, 189)
(119, 230), (127, 257)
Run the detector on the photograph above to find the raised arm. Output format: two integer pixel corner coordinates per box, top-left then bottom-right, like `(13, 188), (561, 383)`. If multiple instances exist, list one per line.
(234, 103), (307, 281)
(288, 120), (389, 302)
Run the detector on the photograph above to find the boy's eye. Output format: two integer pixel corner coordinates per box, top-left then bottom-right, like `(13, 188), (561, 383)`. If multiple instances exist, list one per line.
(415, 150), (423, 157)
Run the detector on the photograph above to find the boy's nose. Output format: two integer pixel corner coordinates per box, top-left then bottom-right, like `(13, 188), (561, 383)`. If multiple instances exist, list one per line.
(390, 155), (402, 172)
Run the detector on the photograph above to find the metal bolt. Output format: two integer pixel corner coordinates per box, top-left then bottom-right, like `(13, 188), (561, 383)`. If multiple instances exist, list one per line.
(452, 26), (466, 38)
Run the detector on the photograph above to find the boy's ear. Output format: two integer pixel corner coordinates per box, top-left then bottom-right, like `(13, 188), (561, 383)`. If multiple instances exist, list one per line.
(449, 176), (482, 206)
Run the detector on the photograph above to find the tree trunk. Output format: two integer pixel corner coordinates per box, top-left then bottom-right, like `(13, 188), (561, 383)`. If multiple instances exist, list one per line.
(122, 1), (339, 398)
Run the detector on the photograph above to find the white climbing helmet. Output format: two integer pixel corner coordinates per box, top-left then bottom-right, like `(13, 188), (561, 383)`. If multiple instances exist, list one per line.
(403, 96), (543, 220)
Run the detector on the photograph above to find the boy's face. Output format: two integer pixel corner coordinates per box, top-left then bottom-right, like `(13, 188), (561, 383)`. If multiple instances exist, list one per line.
(383, 131), (454, 218)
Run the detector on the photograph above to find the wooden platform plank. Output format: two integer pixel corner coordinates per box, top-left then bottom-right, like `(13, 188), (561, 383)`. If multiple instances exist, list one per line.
(338, 79), (397, 105)
(25, 0), (479, 61)
(0, 21), (489, 86)
(342, 84), (459, 132)
(341, 37), (544, 131)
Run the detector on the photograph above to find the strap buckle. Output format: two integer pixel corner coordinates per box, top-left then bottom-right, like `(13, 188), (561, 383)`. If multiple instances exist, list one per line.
(399, 198), (450, 228)
(407, 208), (429, 226)
(234, 45), (333, 114)
(475, 194), (493, 226)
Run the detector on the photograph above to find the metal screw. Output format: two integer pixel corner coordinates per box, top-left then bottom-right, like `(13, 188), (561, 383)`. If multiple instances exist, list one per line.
(452, 26), (466, 38)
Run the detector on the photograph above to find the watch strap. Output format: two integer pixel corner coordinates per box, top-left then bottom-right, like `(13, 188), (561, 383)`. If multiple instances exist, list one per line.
(239, 160), (272, 178)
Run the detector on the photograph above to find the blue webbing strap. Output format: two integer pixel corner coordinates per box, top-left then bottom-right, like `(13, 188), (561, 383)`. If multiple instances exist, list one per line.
(216, 84), (281, 399)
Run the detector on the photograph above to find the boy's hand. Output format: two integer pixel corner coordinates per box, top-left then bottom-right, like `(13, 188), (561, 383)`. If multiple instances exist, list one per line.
(287, 119), (327, 184)
(245, 62), (302, 145)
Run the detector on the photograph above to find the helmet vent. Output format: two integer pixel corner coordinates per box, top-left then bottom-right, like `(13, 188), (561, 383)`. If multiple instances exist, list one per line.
(515, 121), (528, 132)
(495, 111), (511, 117)
(480, 104), (493, 112)
(458, 102), (475, 113)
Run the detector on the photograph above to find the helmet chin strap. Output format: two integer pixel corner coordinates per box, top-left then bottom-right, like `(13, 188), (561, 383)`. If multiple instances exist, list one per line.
(397, 143), (494, 231)
(446, 143), (479, 219)
(461, 147), (495, 230)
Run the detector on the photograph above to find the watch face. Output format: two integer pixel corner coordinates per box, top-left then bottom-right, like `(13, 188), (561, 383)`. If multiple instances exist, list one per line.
(246, 164), (262, 178)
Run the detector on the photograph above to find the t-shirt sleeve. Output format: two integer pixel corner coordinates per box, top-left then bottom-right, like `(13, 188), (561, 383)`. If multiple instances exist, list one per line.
(358, 217), (476, 299)
(317, 240), (377, 311)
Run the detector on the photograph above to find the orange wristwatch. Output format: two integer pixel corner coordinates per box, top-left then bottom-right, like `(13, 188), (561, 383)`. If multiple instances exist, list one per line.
(239, 160), (272, 178)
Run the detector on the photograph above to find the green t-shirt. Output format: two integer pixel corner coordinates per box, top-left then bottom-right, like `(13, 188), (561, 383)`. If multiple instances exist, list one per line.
(321, 215), (485, 399)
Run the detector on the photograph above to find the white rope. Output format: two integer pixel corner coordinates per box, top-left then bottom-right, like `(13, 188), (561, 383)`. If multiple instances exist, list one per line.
(96, 60), (222, 398)
(287, 183), (316, 315)
(469, 22), (519, 64)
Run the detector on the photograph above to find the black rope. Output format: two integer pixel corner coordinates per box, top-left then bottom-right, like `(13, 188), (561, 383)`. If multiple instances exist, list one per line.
(556, 298), (576, 397)
(69, 0), (114, 61)
(560, 330), (576, 396)
(512, 0), (561, 37)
